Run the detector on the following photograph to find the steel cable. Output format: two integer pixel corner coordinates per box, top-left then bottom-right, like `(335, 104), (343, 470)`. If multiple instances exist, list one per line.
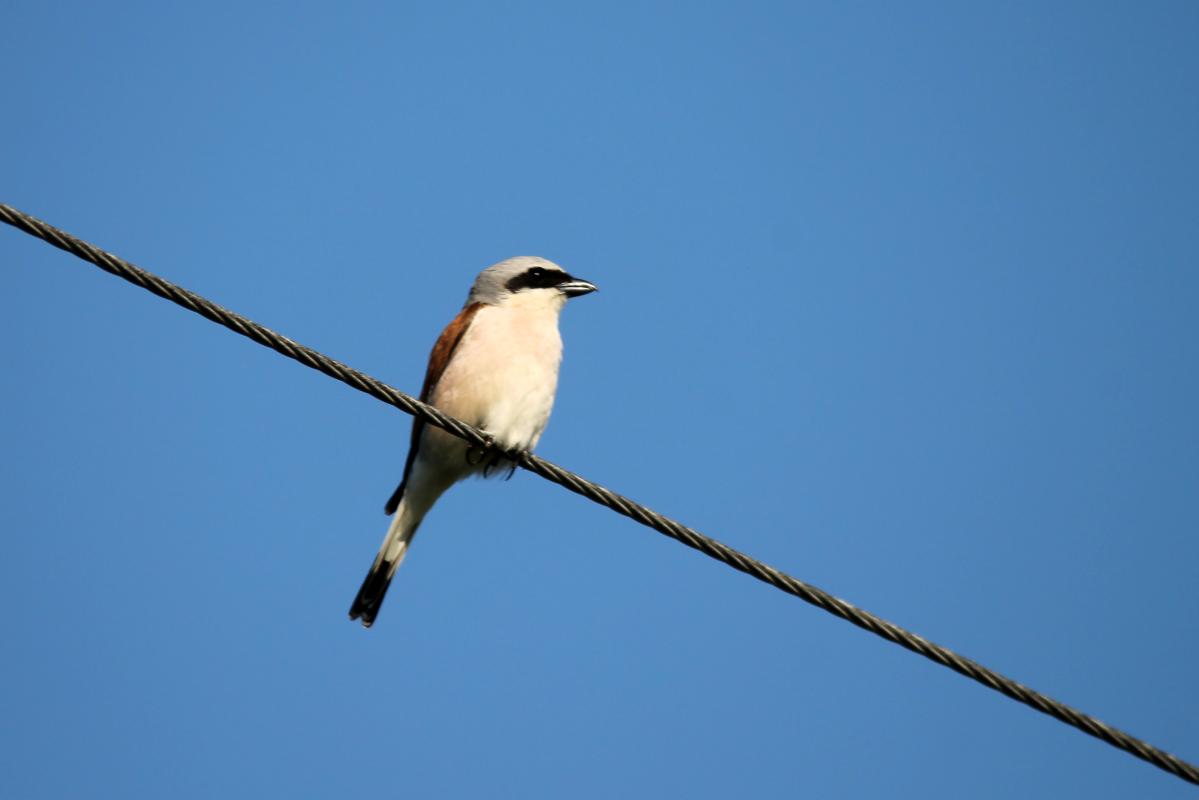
(3, 202), (1196, 787)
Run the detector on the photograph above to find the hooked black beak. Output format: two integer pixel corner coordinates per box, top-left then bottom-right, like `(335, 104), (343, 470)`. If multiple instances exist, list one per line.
(559, 277), (598, 298)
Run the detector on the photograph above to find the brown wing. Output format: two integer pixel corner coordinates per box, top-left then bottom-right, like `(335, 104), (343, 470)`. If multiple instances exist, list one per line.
(383, 302), (484, 515)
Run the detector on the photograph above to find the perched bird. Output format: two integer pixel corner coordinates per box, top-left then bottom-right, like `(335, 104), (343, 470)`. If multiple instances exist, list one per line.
(349, 257), (598, 627)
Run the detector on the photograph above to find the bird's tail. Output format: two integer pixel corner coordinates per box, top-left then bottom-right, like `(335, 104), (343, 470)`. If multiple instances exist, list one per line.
(349, 496), (427, 628)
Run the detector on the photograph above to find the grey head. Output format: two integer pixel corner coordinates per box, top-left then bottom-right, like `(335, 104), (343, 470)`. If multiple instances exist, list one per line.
(467, 256), (598, 306)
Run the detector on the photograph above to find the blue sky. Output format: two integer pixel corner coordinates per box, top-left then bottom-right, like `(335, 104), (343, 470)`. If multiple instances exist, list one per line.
(3, 2), (1197, 797)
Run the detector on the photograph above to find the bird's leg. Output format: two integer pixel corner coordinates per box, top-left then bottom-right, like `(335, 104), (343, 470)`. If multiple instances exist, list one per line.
(466, 431), (518, 479)
(487, 440), (519, 480)
(481, 447), (506, 478)
(465, 433), (496, 467)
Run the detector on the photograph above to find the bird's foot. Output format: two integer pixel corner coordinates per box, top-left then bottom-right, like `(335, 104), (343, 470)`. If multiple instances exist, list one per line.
(466, 432), (502, 468)
(466, 433), (519, 479)
(465, 435), (493, 467)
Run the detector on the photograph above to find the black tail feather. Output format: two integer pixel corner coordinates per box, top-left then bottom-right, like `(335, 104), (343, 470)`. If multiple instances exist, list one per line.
(349, 560), (394, 628)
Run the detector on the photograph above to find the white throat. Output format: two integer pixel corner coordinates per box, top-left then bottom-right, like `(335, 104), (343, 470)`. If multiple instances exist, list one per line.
(496, 287), (568, 315)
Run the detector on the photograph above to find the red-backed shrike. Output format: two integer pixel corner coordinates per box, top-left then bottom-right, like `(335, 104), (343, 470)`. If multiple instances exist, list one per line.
(349, 257), (598, 627)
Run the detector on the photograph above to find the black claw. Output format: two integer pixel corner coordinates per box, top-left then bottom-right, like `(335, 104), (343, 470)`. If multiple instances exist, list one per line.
(481, 449), (504, 478)
(466, 434), (500, 468)
(467, 434), (519, 479)
(465, 434), (494, 466)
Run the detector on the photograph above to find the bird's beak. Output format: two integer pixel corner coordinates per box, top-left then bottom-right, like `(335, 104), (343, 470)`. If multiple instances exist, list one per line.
(559, 277), (598, 298)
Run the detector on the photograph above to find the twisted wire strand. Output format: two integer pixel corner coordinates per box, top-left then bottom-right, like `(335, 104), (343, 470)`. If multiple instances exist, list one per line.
(3, 202), (1196, 787)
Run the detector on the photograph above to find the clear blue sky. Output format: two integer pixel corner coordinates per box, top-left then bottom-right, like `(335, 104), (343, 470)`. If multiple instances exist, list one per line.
(3, 2), (1197, 797)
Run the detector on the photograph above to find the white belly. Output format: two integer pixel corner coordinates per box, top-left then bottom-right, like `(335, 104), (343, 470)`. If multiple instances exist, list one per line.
(421, 302), (563, 476)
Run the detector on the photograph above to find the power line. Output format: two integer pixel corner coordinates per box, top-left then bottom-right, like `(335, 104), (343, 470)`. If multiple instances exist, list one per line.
(3, 201), (1196, 787)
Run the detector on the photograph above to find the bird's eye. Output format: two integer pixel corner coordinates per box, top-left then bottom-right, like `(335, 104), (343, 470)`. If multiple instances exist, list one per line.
(504, 265), (564, 293)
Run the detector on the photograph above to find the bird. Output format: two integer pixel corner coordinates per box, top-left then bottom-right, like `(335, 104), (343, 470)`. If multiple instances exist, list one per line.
(349, 257), (598, 627)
